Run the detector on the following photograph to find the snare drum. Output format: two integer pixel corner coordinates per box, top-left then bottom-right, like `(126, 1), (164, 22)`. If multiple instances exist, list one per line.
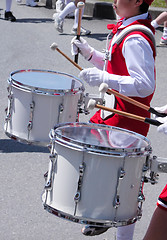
(42, 122), (152, 227)
(4, 70), (84, 146)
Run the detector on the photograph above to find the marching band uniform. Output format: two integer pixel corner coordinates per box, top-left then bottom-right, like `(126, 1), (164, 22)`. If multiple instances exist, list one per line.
(89, 15), (156, 137)
(71, 0), (156, 238)
(155, 105), (167, 211)
(143, 104), (167, 240)
(157, 184), (167, 211)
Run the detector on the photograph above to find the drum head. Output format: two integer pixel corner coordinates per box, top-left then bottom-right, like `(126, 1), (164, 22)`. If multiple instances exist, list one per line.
(9, 69), (84, 94)
(52, 122), (151, 155)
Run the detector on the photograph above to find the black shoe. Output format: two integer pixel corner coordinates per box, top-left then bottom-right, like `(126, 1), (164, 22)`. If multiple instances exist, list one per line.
(82, 225), (109, 236)
(4, 11), (16, 22)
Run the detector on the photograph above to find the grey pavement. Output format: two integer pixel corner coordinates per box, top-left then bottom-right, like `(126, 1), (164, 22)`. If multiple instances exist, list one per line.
(0, 1), (167, 240)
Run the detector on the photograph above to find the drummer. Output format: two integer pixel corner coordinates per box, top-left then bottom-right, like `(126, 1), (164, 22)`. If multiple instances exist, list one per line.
(71, 0), (156, 238)
(143, 104), (167, 240)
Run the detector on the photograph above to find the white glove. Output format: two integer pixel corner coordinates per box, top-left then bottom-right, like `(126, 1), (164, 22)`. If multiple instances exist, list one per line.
(156, 116), (167, 134)
(154, 104), (167, 134)
(79, 67), (111, 87)
(154, 104), (167, 114)
(71, 37), (94, 60)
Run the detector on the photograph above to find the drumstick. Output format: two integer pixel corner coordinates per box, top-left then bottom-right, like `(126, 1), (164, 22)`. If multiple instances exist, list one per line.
(87, 99), (162, 127)
(74, 2), (85, 64)
(99, 83), (167, 118)
(50, 42), (82, 71)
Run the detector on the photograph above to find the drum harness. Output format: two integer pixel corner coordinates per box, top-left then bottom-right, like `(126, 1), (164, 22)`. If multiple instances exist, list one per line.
(103, 24), (156, 71)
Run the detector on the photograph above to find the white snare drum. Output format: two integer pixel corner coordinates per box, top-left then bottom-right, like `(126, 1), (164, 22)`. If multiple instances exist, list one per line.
(42, 122), (152, 227)
(4, 70), (84, 146)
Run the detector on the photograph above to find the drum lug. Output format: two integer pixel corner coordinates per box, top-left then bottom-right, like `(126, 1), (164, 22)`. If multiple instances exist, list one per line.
(138, 192), (145, 203)
(5, 93), (13, 123)
(27, 101), (35, 138)
(74, 158), (86, 216)
(45, 153), (57, 190)
(74, 162), (86, 203)
(44, 171), (48, 181)
(74, 192), (81, 202)
(59, 103), (64, 113)
(113, 168), (125, 208)
(57, 103), (64, 123)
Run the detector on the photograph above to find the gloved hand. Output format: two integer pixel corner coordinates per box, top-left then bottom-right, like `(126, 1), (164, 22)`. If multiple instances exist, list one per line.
(156, 116), (167, 134)
(79, 67), (111, 87)
(154, 104), (167, 134)
(71, 37), (94, 60)
(154, 104), (167, 114)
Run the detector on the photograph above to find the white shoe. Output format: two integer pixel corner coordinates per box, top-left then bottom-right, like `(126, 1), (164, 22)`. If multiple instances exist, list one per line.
(71, 26), (91, 36)
(26, 0), (37, 7)
(16, 0), (22, 3)
(52, 12), (57, 20)
(160, 37), (167, 46)
(54, 13), (64, 33)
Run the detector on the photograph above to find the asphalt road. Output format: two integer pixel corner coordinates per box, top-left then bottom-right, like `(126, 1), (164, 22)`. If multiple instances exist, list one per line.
(0, 1), (167, 240)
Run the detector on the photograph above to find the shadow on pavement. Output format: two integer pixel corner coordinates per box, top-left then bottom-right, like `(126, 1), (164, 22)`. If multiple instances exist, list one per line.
(0, 17), (53, 23)
(0, 139), (49, 153)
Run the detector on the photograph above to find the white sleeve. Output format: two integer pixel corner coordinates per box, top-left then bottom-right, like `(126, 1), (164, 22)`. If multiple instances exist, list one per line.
(89, 50), (105, 70)
(106, 35), (155, 97)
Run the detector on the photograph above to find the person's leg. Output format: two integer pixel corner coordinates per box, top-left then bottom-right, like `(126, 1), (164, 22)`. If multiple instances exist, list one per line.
(56, 0), (65, 13)
(6, 0), (12, 12)
(152, 0), (167, 27)
(71, 0), (91, 35)
(160, 21), (167, 45)
(5, 0), (16, 21)
(143, 207), (167, 240)
(65, 0), (71, 4)
(54, 1), (77, 33)
(151, 11), (167, 27)
(59, 1), (76, 19)
(117, 223), (135, 240)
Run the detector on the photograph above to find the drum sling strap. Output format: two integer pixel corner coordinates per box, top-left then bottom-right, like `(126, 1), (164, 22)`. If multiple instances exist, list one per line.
(109, 24), (156, 61)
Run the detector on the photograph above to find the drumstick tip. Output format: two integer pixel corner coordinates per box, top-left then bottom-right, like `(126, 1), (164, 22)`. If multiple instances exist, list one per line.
(87, 99), (96, 110)
(99, 83), (109, 94)
(50, 42), (58, 50)
(77, 1), (85, 8)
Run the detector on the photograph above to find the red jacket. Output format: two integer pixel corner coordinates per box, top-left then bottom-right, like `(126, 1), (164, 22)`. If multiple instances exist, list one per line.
(90, 19), (156, 137)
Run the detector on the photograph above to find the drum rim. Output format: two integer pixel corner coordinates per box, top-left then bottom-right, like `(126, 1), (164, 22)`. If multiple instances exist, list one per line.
(9, 69), (85, 95)
(43, 202), (139, 228)
(50, 122), (152, 155)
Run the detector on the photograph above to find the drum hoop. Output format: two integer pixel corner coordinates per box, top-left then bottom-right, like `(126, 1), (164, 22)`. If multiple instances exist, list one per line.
(43, 203), (139, 228)
(5, 131), (48, 147)
(55, 138), (128, 157)
(54, 137), (150, 157)
(9, 69), (85, 95)
(51, 122), (152, 155)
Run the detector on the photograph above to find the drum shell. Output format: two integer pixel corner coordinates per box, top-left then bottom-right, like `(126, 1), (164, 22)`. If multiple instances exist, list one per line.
(4, 70), (84, 145)
(45, 141), (147, 222)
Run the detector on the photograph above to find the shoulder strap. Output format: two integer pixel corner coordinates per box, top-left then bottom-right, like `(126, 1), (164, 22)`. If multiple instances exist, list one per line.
(109, 25), (156, 60)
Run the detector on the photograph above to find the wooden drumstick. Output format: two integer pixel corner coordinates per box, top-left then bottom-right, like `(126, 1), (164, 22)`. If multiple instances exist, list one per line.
(87, 99), (162, 127)
(50, 42), (82, 71)
(99, 83), (167, 118)
(74, 2), (85, 64)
